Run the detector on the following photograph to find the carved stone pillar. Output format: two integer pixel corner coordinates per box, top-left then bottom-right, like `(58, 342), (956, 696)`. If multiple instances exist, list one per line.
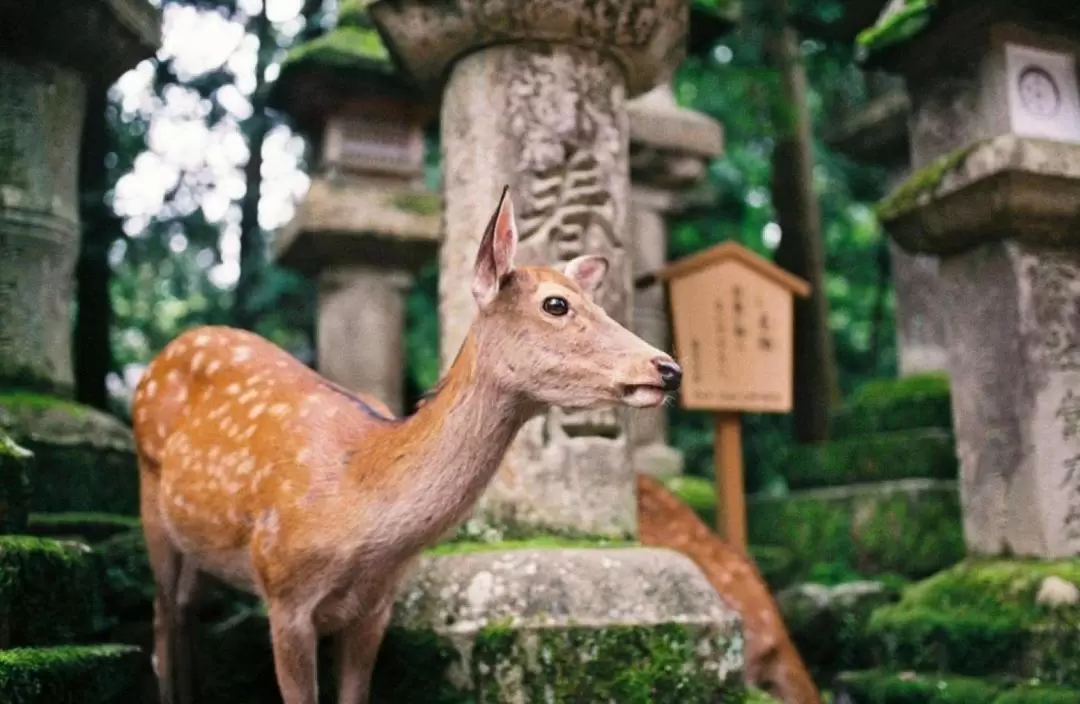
(270, 14), (440, 414)
(366, 1), (748, 699)
(860, 3), (1080, 557)
(627, 83), (724, 477)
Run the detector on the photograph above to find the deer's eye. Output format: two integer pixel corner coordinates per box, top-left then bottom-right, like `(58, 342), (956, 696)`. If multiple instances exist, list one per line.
(542, 296), (569, 317)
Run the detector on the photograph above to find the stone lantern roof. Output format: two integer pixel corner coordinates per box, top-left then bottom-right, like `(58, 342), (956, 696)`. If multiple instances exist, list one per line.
(0, 0), (161, 86)
(855, 0), (1080, 70)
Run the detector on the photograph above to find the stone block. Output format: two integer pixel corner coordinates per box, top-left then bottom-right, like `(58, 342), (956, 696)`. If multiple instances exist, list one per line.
(865, 559), (1080, 686)
(748, 479), (965, 581)
(0, 644), (148, 704)
(0, 392), (138, 515)
(0, 536), (105, 648)
(0, 432), (31, 535)
(390, 546), (747, 702)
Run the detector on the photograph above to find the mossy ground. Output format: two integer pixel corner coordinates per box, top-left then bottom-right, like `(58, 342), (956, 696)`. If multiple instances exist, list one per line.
(836, 669), (1080, 703)
(0, 644), (147, 704)
(26, 512), (140, 543)
(866, 559), (1080, 685)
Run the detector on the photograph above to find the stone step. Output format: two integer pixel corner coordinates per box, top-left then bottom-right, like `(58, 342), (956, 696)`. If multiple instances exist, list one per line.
(829, 372), (952, 440)
(0, 644), (147, 704)
(862, 559), (1080, 687)
(0, 535), (105, 648)
(25, 512), (140, 544)
(833, 669), (1080, 703)
(748, 479), (964, 582)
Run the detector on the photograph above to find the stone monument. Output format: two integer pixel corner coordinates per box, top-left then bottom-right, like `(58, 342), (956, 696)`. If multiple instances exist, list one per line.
(857, 1), (1080, 558)
(364, 0), (750, 698)
(268, 7), (441, 415)
(827, 71), (949, 376)
(0, 0), (161, 515)
(627, 82), (724, 478)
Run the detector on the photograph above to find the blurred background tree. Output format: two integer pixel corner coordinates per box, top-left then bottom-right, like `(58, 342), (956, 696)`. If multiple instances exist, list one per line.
(84, 0), (897, 496)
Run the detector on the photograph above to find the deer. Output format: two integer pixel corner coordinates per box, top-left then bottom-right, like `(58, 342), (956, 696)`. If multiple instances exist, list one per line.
(131, 185), (684, 704)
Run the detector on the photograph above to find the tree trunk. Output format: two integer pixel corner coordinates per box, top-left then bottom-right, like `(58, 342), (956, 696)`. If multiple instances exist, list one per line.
(232, 8), (274, 331)
(75, 92), (116, 412)
(765, 0), (838, 443)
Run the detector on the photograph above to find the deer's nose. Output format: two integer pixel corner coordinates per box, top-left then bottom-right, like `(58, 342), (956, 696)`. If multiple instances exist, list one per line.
(653, 358), (682, 392)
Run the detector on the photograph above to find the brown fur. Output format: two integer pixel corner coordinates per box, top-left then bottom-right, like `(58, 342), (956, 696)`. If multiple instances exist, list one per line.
(637, 474), (821, 704)
(134, 187), (679, 704)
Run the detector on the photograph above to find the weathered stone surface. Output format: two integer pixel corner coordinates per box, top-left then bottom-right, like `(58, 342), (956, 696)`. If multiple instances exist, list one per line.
(890, 241), (949, 375)
(368, 0), (689, 98)
(0, 0), (161, 87)
(628, 82), (724, 161)
(392, 546), (747, 701)
(937, 240), (1080, 557)
(440, 43), (636, 539)
(316, 266), (412, 414)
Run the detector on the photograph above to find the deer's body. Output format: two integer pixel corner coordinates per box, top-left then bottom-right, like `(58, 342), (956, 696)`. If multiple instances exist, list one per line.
(135, 187), (682, 704)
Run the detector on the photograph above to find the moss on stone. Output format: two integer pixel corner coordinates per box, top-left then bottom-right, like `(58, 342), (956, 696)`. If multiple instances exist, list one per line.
(875, 142), (978, 222)
(451, 514), (634, 544)
(471, 620), (746, 703)
(26, 512), (140, 543)
(425, 536), (635, 557)
(0, 536), (105, 647)
(748, 481), (964, 581)
(867, 559), (1080, 685)
(282, 25), (391, 75)
(0, 431), (31, 535)
(0, 644), (146, 704)
(832, 372), (952, 439)
(854, 0), (936, 60)
(0, 391), (89, 419)
(389, 191), (441, 217)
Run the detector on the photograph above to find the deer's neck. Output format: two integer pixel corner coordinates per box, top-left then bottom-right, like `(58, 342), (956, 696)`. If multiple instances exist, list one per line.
(367, 332), (535, 549)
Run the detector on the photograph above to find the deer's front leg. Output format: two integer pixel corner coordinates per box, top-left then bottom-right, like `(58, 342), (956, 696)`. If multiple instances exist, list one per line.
(268, 601), (320, 704)
(336, 599), (393, 704)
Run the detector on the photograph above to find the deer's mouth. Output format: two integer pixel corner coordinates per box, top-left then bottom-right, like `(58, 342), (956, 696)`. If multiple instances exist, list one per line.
(620, 384), (668, 408)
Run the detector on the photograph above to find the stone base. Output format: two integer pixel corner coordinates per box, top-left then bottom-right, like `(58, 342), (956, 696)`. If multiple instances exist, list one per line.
(0, 392), (138, 515)
(389, 546), (747, 702)
(632, 442), (685, 478)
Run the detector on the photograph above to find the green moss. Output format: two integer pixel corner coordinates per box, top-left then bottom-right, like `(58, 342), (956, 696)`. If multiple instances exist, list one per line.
(867, 559), (1080, 685)
(855, 0), (936, 60)
(876, 142), (978, 222)
(0, 536), (104, 647)
(745, 687), (783, 703)
(282, 25), (391, 74)
(995, 683), (1080, 703)
(26, 512), (140, 543)
(0, 391), (88, 419)
(836, 670), (1080, 704)
(451, 514), (634, 544)
(0, 364), (71, 398)
(832, 372), (952, 438)
(690, 0), (741, 23)
(389, 191), (441, 216)
(0, 431), (31, 535)
(425, 537), (635, 557)
(0, 644), (146, 704)
(748, 481), (964, 580)
(780, 428), (958, 490)
(471, 621), (745, 703)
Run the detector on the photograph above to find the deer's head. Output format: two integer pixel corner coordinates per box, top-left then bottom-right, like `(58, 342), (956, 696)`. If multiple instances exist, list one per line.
(470, 186), (682, 410)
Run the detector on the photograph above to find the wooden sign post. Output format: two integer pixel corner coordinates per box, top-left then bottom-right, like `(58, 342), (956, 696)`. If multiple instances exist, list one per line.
(647, 241), (810, 554)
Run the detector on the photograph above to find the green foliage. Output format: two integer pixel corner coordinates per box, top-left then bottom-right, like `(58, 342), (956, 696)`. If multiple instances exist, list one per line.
(867, 559), (1080, 685)
(0, 644), (145, 704)
(779, 428), (957, 489)
(0, 431), (31, 535)
(832, 372), (952, 438)
(854, 0), (936, 59)
(25, 513), (140, 544)
(0, 537), (104, 647)
(836, 670), (1080, 704)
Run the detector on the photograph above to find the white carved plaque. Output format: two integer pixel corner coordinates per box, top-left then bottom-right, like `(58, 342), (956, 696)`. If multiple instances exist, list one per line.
(321, 113), (423, 177)
(1005, 43), (1080, 143)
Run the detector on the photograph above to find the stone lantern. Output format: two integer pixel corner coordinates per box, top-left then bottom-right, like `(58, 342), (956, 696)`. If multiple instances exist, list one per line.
(0, 1), (161, 516)
(857, 1), (1080, 558)
(627, 83), (724, 477)
(269, 9), (440, 414)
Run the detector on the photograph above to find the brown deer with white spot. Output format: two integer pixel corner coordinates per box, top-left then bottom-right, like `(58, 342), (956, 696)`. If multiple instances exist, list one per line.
(132, 186), (683, 704)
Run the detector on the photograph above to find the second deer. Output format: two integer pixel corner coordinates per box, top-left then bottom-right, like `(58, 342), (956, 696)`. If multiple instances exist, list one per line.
(132, 186), (683, 704)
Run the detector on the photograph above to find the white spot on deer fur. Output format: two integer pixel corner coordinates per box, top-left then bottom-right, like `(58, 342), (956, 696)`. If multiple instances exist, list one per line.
(240, 426), (256, 441)
(157, 423), (167, 439)
(146, 380), (158, 397)
(233, 347), (252, 363)
(268, 403), (290, 418)
(191, 351), (205, 372)
(248, 403), (266, 419)
(193, 334), (210, 347)
(238, 390), (258, 405)
(226, 383), (241, 396)
(275, 360), (288, 369)
(135, 408), (147, 423)
(206, 360), (222, 375)
(245, 374), (264, 387)
(296, 448), (312, 465)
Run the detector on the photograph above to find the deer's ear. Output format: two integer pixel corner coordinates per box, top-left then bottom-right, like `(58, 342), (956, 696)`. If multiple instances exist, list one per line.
(472, 185), (518, 309)
(563, 255), (609, 298)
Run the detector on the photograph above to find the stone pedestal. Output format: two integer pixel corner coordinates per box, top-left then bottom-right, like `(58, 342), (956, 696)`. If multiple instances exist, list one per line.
(826, 79), (948, 376)
(861, 4), (1080, 557)
(368, 0), (748, 699)
(0, 1), (160, 516)
(270, 18), (440, 414)
(626, 83), (723, 478)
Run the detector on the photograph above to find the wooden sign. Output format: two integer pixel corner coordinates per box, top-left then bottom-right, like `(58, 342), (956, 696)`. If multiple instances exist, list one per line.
(650, 241), (810, 553)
